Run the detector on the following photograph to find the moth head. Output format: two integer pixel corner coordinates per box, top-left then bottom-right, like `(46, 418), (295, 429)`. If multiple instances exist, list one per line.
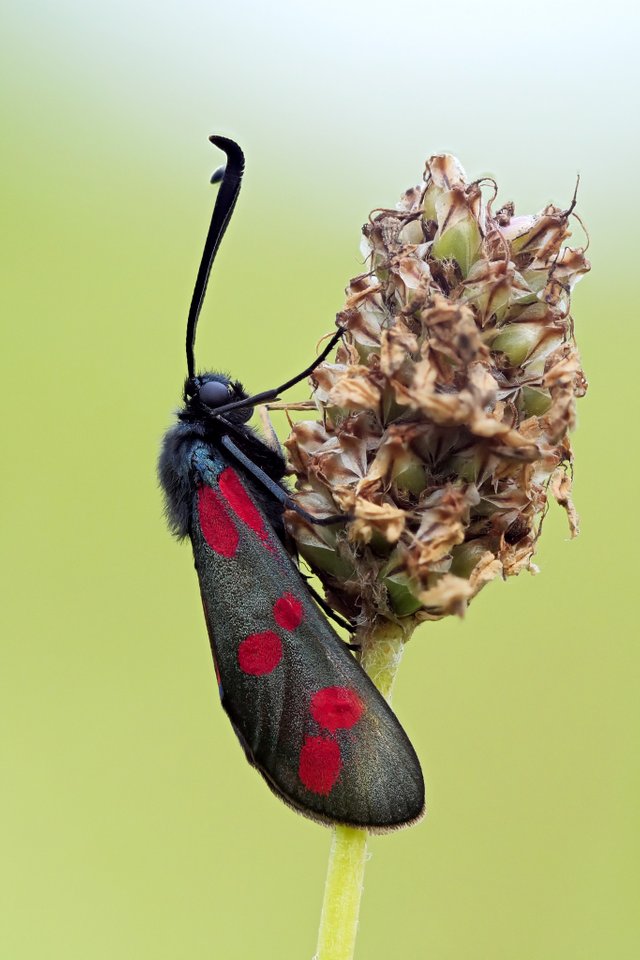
(183, 373), (252, 423)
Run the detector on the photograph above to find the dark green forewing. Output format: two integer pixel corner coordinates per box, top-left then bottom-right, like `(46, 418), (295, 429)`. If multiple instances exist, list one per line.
(190, 444), (425, 830)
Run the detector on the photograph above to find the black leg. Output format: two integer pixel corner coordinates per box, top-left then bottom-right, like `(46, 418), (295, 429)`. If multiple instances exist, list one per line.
(220, 434), (350, 526)
(211, 326), (344, 418)
(302, 579), (355, 634)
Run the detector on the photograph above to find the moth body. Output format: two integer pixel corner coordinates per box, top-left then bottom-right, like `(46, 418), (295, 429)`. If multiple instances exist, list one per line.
(158, 136), (425, 830)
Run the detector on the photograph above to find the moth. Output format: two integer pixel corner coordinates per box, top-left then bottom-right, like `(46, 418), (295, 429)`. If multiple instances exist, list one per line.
(158, 136), (424, 829)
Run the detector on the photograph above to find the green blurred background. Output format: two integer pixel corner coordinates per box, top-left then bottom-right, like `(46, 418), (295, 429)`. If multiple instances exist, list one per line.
(1, 1), (637, 957)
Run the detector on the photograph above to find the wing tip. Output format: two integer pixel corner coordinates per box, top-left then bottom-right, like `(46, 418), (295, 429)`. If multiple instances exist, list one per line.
(366, 799), (427, 835)
(258, 762), (427, 832)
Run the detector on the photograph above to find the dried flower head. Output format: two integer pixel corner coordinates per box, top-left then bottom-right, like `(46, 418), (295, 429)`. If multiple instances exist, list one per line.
(284, 155), (589, 626)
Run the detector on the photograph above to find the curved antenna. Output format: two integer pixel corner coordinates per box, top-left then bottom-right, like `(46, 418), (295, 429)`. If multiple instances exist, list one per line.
(186, 135), (245, 379)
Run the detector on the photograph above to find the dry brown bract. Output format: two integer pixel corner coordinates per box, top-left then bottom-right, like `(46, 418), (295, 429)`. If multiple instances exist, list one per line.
(284, 155), (589, 625)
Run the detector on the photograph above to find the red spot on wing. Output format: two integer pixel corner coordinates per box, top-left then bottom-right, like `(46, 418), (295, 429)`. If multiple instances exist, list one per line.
(310, 687), (364, 732)
(218, 468), (274, 551)
(298, 735), (342, 795)
(237, 631), (283, 676)
(273, 593), (304, 631)
(198, 486), (239, 558)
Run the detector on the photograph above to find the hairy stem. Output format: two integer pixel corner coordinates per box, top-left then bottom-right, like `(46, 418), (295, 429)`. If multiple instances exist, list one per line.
(314, 619), (413, 960)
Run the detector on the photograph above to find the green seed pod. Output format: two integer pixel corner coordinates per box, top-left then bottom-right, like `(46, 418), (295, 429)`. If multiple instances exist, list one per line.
(383, 571), (424, 617)
(490, 322), (546, 366)
(394, 459), (427, 494)
(432, 212), (483, 277)
(521, 386), (552, 416)
(449, 540), (491, 578)
(299, 543), (356, 581)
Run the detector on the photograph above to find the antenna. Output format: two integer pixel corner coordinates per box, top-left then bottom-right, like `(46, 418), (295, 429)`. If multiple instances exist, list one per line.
(185, 136), (245, 379)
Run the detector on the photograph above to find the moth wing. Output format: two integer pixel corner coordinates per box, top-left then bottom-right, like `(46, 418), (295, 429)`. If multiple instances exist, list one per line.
(191, 448), (425, 830)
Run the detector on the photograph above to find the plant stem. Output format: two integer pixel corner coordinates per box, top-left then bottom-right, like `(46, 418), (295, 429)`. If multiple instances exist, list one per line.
(314, 825), (367, 960)
(314, 619), (413, 960)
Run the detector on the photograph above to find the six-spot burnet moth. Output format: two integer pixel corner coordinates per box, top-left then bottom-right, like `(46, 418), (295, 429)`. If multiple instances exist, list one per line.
(158, 136), (425, 829)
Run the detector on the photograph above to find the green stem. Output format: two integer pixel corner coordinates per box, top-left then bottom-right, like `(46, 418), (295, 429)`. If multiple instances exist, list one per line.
(314, 825), (367, 960)
(314, 619), (412, 960)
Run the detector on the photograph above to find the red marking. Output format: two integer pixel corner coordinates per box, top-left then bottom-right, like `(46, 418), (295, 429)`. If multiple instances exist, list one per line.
(273, 593), (304, 631)
(298, 735), (342, 795)
(237, 631), (283, 676)
(198, 486), (239, 557)
(219, 468), (274, 551)
(310, 686), (364, 732)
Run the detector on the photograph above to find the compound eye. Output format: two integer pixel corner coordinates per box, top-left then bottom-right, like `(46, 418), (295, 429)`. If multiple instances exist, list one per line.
(198, 380), (231, 407)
